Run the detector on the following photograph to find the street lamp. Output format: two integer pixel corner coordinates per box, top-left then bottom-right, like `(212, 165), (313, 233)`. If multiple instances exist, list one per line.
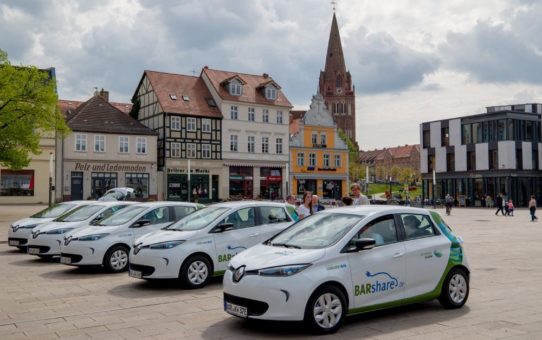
(432, 169), (436, 208)
(48, 152), (54, 207)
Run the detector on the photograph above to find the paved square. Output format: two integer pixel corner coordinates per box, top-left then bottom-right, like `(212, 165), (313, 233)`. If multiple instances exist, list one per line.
(1, 205), (542, 339)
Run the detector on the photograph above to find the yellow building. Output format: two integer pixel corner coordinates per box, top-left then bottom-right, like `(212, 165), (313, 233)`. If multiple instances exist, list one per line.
(289, 94), (349, 200)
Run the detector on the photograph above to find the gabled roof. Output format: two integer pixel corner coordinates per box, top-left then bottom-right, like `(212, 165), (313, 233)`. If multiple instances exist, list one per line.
(290, 110), (307, 120)
(358, 149), (387, 163)
(58, 99), (132, 118)
(67, 95), (156, 135)
(202, 67), (292, 108)
(387, 144), (420, 159)
(220, 74), (247, 86)
(142, 70), (222, 119)
(256, 79), (281, 90)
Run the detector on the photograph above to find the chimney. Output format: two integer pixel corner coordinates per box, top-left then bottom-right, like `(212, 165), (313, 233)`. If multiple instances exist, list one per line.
(98, 88), (109, 102)
(262, 73), (269, 78)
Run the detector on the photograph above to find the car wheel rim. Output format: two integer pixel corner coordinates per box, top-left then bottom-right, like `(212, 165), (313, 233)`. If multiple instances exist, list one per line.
(313, 293), (342, 329)
(110, 250), (128, 270)
(449, 273), (467, 304)
(187, 260), (208, 285)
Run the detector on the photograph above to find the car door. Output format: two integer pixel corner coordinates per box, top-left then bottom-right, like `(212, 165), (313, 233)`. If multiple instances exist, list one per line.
(347, 214), (406, 308)
(212, 207), (258, 273)
(256, 206), (293, 242)
(131, 206), (173, 242)
(400, 213), (450, 299)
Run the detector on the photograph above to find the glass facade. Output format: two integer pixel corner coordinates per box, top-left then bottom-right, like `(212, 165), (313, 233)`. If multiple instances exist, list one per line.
(0, 170), (34, 196)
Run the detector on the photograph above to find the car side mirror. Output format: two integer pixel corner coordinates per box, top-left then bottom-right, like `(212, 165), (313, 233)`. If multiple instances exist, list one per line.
(131, 219), (151, 228)
(210, 223), (234, 233)
(345, 238), (376, 253)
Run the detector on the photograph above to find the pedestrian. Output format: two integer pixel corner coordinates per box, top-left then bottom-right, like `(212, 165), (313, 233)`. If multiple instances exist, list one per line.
(351, 183), (370, 205)
(445, 193), (454, 216)
(506, 199), (514, 217)
(529, 195), (538, 222)
(284, 195), (299, 221)
(485, 195), (493, 208)
(495, 193), (505, 216)
(311, 195), (325, 212)
(341, 196), (353, 206)
(296, 191), (313, 219)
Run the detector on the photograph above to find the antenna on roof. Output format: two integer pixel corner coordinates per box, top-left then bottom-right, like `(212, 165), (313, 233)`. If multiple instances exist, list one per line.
(190, 69), (197, 76)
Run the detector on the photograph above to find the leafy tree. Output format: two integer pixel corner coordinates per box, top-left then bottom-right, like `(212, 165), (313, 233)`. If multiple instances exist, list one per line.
(0, 49), (69, 169)
(338, 129), (363, 183)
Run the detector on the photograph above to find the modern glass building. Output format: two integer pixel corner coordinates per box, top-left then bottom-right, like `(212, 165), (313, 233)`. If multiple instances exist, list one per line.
(420, 103), (542, 207)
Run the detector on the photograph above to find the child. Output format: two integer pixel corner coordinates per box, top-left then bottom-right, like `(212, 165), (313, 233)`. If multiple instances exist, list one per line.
(507, 199), (514, 216)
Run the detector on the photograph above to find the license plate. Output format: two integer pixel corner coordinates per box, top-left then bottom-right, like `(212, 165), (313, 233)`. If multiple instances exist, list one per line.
(225, 302), (248, 318)
(8, 240), (19, 246)
(129, 270), (142, 279)
(60, 256), (71, 264)
(28, 247), (40, 255)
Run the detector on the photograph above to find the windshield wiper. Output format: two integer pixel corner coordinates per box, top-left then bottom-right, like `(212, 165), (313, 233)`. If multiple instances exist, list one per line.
(271, 242), (301, 249)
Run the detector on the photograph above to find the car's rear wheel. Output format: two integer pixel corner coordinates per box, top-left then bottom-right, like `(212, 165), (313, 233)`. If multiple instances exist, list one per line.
(439, 267), (469, 308)
(180, 255), (211, 289)
(104, 245), (130, 272)
(304, 285), (346, 334)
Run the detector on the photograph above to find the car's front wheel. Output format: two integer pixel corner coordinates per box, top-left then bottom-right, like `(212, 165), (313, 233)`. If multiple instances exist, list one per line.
(104, 245), (130, 272)
(180, 255), (211, 289)
(304, 285), (346, 334)
(439, 267), (469, 308)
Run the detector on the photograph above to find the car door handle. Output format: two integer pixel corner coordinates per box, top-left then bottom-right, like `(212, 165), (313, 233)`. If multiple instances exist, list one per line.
(392, 252), (404, 258)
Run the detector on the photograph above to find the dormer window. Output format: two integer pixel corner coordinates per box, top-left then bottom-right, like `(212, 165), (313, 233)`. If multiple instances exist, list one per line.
(229, 80), (242, 96)
(265, 86), (277, 100)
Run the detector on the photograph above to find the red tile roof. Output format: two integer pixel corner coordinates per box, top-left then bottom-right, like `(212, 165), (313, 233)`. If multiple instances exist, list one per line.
(202, 67), (292, 108)
(143, 70), (223, 119)
(387, 144), (420, 159)
(290, 110), (307, 120)
(59, 99), (132, 118)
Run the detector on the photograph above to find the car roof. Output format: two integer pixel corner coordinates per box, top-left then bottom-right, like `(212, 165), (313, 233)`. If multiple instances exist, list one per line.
(85, 201), (139, 207)
(209, 200), (286, 208)
(61, 200), (96, 205)
(322, 205), (434, 217)
(132, 201), (199, 208)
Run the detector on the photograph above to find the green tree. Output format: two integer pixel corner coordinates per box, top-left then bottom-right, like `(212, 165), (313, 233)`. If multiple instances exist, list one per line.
(0, 49), (69, 169)
(338, 129), (362, 183)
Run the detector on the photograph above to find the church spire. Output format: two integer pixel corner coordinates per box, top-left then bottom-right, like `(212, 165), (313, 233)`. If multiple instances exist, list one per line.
(324, 12), (346, 77)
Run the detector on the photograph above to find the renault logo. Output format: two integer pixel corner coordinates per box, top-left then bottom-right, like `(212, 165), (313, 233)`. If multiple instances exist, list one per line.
(64, 236), (72, 246)
(233, 265), (246, 283)
(133, 243), (142, 255)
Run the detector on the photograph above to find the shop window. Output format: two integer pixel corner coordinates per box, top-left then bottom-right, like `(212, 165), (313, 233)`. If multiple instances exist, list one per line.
(126, 173), (149, 199)
(91, 172), (117, 199)
(260, 168), (282, 200)
(323, 180), (342, 199)
(229, 166), (253, 198)
(297, 179), (316, 195)
(0, 170), (34, 196)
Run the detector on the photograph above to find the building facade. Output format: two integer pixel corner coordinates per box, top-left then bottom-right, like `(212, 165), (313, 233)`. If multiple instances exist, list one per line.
(56, 94), (158, 201)
(420, 103), (542, 207)
(359, 145), (420, 182)
(133, 71), (223, 202)
(290, 94), (349, 200)
(201, 67), (292, 200)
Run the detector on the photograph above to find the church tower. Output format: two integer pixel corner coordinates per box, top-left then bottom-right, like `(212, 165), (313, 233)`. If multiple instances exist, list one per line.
(318, 12), (356, 142)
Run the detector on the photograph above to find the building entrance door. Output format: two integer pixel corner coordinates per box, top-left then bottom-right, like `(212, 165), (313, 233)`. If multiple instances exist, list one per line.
(71, 172), (83, 200)
(212, 175), (219, 201)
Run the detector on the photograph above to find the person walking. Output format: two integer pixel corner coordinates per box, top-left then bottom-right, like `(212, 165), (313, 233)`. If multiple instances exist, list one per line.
(445, 193), (454, 216)
(529, 195), (538, 222)
(351, 183), (370, 205)
(296, 192), (313, 219)
(506, 200), (514, 217)
(495, 193), (505, 216)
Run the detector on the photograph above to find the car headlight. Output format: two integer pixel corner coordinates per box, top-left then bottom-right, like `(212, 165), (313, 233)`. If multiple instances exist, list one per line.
(45, 228), (74, 235)
(148, 240), (185, 249)
(13, 224), (38, 232)
(258, 264), (311, 277)
(77, 233), (109, 241)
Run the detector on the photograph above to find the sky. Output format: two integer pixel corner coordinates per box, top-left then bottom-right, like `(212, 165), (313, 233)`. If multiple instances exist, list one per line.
(1, 0), (542, 150)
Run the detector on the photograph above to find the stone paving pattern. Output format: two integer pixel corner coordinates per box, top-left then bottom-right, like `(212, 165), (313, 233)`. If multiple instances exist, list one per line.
(1, 205), (542, 339)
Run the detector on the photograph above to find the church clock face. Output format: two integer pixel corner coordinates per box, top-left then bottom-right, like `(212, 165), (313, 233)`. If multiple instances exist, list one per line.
(336, 87), (342, 94)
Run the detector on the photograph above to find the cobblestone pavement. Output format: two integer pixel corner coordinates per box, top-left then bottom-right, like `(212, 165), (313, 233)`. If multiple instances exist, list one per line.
(1, 205), (542, 339)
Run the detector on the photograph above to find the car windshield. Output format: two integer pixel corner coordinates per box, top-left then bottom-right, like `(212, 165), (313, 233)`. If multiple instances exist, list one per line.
(55, 205), (105, 222)
(269, 213), (365, 249)
(31, 204), (76, 218)
(167, 207), (229, 231)
(96, 206), (147, 226)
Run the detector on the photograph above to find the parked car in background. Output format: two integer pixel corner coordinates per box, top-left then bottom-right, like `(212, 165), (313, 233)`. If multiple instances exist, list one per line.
(60, 202), (204, 272)
(8, 201), (95, 249)
(98, 187), (135, 201)
(129, 201), (295, 288)
(223, 206), (469, 334)
(26, 201), (137, 258)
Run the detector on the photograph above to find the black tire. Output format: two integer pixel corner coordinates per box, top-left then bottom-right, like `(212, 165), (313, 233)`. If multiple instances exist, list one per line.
(304, 284), (347, 334)
(438, 267), (469, 309)
(103, 245), (130, 273)
(179, 255), (212, 289)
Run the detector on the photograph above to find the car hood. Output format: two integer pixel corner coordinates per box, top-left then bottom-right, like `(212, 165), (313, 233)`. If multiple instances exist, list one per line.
(12, 217), (52, 227)
(67, 225), (122, 238)
(230, 243), (326, 271)
(34, 221), (80, 233)
(135, 229), (201, 245)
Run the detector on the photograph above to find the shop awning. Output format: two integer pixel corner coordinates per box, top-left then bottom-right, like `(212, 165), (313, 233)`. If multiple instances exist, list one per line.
(223, 162), (287, 168)
(292, 173), (348, 180)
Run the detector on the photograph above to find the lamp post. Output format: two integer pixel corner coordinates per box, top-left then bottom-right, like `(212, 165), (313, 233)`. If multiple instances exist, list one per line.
(187, 159), (191, 202)
(432, 169), (436, 208)
(48, 152), (54, 207)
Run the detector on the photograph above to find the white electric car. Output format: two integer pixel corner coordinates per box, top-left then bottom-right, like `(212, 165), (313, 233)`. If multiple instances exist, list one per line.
(60, 202), (203, 272)
(223, 206), (469, 334)
(8, 201), (95, 249)
(26, 201), (137, 258)
(129, 201), (295, 288)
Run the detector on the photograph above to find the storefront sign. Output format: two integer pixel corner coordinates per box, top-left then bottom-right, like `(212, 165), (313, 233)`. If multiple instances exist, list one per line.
(167, 168), (210, 174)
(74, 162), (147, 172)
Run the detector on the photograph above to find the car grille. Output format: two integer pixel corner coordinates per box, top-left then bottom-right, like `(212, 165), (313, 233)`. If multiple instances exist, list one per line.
(8, 238), (28, 245)
(129, 263), (155, 276)
(60, 253), (83, 263)
(224, 293), (269, 316)
(28, 246), (50, 254)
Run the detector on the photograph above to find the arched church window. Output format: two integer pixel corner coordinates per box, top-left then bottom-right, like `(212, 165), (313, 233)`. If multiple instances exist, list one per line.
(336, 75), (342, 88)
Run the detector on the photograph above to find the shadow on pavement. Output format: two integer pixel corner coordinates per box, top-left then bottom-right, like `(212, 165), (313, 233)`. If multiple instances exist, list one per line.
(107, 276), (223, 299)
(39, 265), (117, 279)
(9, 256), (60, 266)
(0, 248), (28, 256)
(202, 301), (471, 339)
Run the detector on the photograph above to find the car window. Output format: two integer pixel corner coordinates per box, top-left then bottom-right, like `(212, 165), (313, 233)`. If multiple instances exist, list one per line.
(31, 204), (76, 218)
(400, 214), (438, 240)
(218, 207), (256, 229)
(140, 207), (171, 225)
(94, 205), (126, 221)
(355, 214), (398, 246)
(173, 206), (195, 220)
(56, 205), (104, 222)
(259, 206), (291, 224)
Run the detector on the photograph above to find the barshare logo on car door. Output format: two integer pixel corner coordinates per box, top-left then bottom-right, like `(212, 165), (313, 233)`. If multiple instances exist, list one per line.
(354, 271), (405, 296)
